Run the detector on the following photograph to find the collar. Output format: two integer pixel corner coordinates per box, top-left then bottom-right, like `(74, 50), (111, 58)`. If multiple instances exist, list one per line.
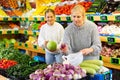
(72, 22), (85, 30)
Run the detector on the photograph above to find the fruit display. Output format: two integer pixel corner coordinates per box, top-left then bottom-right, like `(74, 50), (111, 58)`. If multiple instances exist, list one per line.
(101, 42), (120, 58)
(26, 0), (32, 11)
(98, 22), (120, 36)
(0, 0), (18, 9)
(2, 38), (16, 44)
(32, 6), (56, 16)
(87, 0), (106, 13)
(101, 1), (120, 14)
(0, 22), (20, 29)
(0, 9), (8, 17)
(55, 1), (92, 15)
(25, 36), (37, 45)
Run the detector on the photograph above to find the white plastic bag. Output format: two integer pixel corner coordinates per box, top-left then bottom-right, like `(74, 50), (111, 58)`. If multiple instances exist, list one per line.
(62, 52), (83, 66)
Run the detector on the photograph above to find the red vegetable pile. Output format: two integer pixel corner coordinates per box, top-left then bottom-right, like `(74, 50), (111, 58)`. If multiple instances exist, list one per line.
(0, 59), (17, 69)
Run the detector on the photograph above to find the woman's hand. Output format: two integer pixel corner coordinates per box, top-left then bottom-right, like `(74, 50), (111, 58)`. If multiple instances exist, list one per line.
(44, 41), (48, 47)
(80, 48), (94, 55)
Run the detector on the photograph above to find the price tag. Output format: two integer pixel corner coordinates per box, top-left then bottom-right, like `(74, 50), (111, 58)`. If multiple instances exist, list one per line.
(33, 45), (37, 49)
(24, 30), (28, 35)
(7, 30), (12, 34)
(3, 17), (8, 21)
(99, 56), (102, 60)
(111, 58), (119, 64)
(40, 17), (44, 21)
(107, 37), (115, 44)
(56, 17), (61, 22)
(34, 17), (37, 22)
(29, 61), (39, 66)
(0, 31), (2, 35)
(115, 16), (120, 21)
(100, 16), (108, 21)
(12, 17), (17, 21)
(19, 42), (22, 46)
(14, 30), (19, 34)
(19, 17), (22, 21)
(66, 17), (71, 22)
(33, 31), (36, 36)
(87, 16), (93, 21)
(25, 17), (28, 21)
(24, 43), (28, 47)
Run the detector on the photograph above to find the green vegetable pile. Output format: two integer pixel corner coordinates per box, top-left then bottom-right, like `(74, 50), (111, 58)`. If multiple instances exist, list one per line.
(0, 43), (47, 80)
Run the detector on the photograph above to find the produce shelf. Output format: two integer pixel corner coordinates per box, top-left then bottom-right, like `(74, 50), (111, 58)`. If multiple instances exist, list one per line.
(103, 62), (120, 70)
(0, 15), (119, 21)
(100, 36), (120, 43)
(2, 30), (120, 44)
(101, 56), (120, 70)
(14, 42), (45, 54)
(110, 57), (120, 65)
(19, 30), (39, 35)
(0, 29), (19, 35)
(101, 56), (111, 63)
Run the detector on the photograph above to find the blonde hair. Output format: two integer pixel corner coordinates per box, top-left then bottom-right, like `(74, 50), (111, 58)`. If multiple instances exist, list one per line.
(71, 5), (86, 19)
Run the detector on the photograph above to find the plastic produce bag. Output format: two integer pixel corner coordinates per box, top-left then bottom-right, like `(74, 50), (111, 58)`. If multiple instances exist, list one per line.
(62, 52), (83, 66)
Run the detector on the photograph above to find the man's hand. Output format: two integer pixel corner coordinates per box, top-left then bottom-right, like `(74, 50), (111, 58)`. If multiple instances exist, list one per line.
(80, 48), (94, 55)
(60, 43), (68, 54)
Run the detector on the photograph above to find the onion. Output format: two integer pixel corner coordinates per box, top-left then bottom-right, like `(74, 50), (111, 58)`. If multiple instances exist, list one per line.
(78, 74), (82, 79)
(29, 73), (39, 80)
(58, 76), (64, 80)
(45, 72), (53, 80)
(61, 74), (66, 77)
(68, 69), (74, 75)
(29, 73), (35, 79)
(63, 64), (70, 70)
(43, 68), (52, 74)
(47, 65), (52, 68)
(35, 69), (43, 74)
(80, 69), (86, 77)
(53, 70), (61, 76)
(64, 76), (71, 80)
(66, 74), (72, 79)
(69, 65), (75, 70)
(49, 76), (56, 80)
(73, 73), (79, 80)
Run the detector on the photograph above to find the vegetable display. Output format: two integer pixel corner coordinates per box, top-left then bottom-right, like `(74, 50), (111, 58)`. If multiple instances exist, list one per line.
(0, 44), (47, 80)
(79, 60), (103, 75)
(29, 63), (86, 80)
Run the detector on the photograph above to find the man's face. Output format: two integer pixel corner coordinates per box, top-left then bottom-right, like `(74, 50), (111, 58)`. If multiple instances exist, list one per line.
(71, 11), (84, 27)
(45, 12), (55, 25)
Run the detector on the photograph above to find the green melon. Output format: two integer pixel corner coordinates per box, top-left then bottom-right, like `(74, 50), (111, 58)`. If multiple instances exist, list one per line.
(47, 41), (57, 51)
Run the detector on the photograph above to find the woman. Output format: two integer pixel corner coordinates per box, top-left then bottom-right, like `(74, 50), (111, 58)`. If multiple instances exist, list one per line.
(38, 9), (64, 64)
(61, 5), (102, 60)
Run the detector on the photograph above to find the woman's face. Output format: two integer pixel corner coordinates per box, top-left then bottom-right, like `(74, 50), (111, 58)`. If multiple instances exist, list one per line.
(71, 11), (84, 27)
(45, 12), (55, 25)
